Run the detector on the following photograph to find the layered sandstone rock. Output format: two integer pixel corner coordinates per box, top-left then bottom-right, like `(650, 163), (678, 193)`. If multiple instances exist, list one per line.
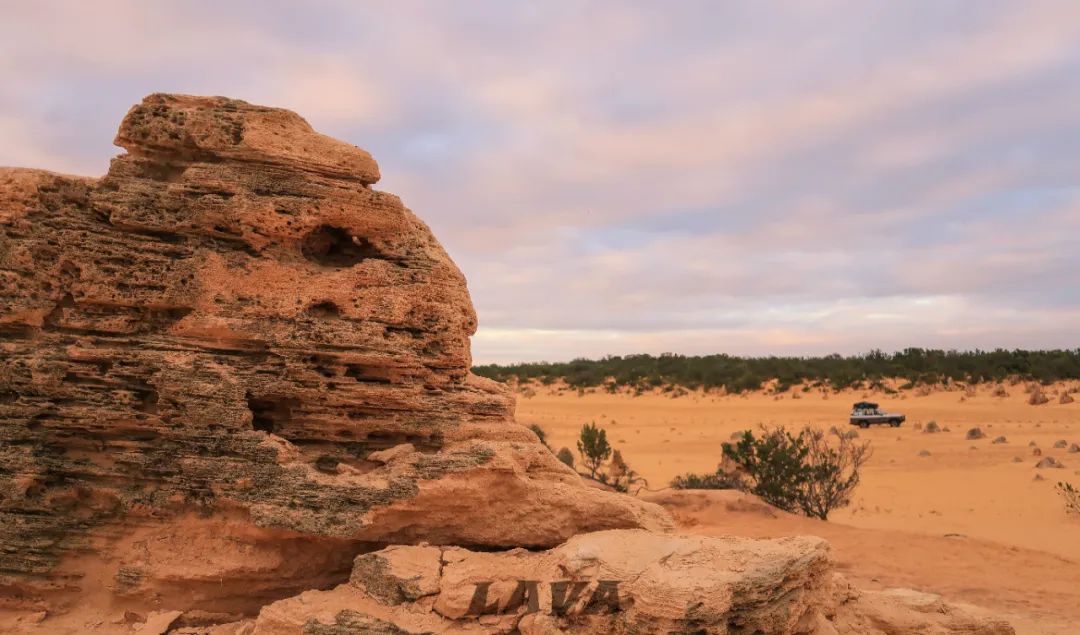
(232, 530), (1012, 635)
(0, 94), (669, 613)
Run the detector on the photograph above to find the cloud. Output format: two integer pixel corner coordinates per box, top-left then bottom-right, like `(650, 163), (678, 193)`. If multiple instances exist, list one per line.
(2, 1), (1080, 363)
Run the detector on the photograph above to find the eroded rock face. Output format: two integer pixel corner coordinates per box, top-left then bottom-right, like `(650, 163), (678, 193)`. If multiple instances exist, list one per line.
(242, 530), (1013, 635)
(0, 94), (670, 611)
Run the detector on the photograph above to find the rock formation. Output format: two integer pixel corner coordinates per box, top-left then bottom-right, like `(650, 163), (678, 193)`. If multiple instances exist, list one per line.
(0, 94), (668, 616)
(0, 95), (1015, 634)
(205, 531), (1012, 634)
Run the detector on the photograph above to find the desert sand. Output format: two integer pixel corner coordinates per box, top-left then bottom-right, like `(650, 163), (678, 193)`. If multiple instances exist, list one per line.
(517, 382), (1080, 633)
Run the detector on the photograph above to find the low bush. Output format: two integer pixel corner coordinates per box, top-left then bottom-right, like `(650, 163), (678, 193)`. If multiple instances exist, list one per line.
(722, 425), (871, 520)
(529, 423), (550, 449)
(1057, 482), (1080, 514)
(670, 471), (744, 490)
(603, 449), (648, 494)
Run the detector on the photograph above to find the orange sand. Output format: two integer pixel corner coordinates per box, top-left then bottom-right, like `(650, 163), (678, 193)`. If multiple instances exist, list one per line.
(516, 382), (1080, 633)
(518, 382), (1080, 557)
(648, 489), (1080, 635)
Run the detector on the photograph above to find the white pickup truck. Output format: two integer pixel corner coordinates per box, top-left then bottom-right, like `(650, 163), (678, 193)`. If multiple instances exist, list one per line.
(849, 401), (905, 428)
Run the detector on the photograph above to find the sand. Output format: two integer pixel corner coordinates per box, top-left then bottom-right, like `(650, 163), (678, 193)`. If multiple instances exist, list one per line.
(517, 381), (1080, 633)
(648, 489), (1080, 635)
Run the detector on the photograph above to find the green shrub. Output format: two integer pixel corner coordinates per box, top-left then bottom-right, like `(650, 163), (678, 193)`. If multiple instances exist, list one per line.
(722, 425), (871, 520)
(577, 422), (611, 478)
(529, 423), (550, 449)
(556, 447), (574, 468)
(670, 471), (744, 490)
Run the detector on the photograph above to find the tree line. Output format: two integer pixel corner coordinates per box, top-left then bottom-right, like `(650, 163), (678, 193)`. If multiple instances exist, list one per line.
(473, 348), (1080, 392)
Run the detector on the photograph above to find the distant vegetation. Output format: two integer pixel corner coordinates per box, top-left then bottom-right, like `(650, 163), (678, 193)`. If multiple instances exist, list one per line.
(474, 349), (1080, 393)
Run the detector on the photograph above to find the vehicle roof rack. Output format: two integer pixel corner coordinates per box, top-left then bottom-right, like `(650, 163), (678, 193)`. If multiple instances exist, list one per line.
(852, 401), (879, 409)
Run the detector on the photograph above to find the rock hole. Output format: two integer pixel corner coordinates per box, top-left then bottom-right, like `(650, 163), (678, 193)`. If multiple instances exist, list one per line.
(140, 162), (187, 183)
(345, 365), (392, 384)
(384, 324), (424, 338)
(314, 455), (340, 474)
(306, 301), (340, 318)
(128, 429), (160, 441)
(247, 393), (299, 435)
(43, 293), (76, 328)
(362, 431), (442, 454)
(136, 388), (159, 414)
(0, 324), (36, 338)
(212, 224), (242, 236)
(300, 225), (390, 267)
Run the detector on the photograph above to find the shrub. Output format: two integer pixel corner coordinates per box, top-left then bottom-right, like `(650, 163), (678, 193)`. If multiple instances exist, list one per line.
(556, 447), (575, 468)
(670, 471), (744, 490)
(577, 422), (611, 478)
(605, 450), (648, 494)
(529, 423), (550, 449)
(722, 426), (871, 520)
(1057, 482), (1080, 514)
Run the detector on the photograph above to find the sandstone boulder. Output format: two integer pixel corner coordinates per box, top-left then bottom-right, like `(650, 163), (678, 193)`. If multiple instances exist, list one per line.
(0, 94), (669, 611)
(241, 530), (1012, 635)
(827, 585), (1014, 635)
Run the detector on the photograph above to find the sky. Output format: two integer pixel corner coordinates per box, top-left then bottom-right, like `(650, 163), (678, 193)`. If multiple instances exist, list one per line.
(3, 1), (1080, 364)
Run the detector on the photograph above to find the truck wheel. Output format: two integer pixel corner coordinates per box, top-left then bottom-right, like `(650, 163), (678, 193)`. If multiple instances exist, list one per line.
(890, 420), (901, 427)
(859, 422), (869, 429)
